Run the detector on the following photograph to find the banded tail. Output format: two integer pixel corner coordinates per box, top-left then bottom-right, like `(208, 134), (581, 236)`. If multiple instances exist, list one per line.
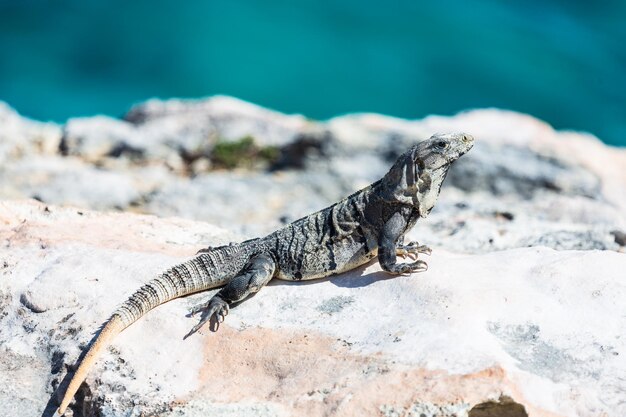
(57, 245), (246, 415)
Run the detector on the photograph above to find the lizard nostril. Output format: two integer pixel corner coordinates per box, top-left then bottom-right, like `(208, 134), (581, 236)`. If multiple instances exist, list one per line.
(461, 134), (473, 143)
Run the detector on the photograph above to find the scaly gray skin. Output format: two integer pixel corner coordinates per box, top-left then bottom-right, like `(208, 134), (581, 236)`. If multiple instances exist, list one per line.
(57, 132), (474, 414)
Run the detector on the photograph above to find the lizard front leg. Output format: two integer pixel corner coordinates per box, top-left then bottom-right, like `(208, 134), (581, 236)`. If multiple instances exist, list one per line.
(185, 253), (276, 337)
(378, 213), (428, 274)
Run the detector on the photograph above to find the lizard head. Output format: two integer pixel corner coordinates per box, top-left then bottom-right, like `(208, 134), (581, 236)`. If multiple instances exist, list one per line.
(414, 132), (474, 171)
(380, 132), (474, 216)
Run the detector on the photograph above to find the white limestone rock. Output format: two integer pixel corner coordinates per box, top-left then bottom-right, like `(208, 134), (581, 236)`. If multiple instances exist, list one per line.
(124, 95), (315, 149)
(1, 96), (625, 417)
(1, 98), (625, 253)
(0, 101), (61, 162)
(0, 155), (168, 211)
(1, 200), (625, 417)
(59, 96), (320, 167)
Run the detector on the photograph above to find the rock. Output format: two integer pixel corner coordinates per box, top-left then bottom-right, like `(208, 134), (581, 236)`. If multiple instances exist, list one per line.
(326, 112), (431, 154)
(61, 114), (213, 168)
(1, 200), (625, 417)
(124, 96), (314, 149)
(143, 169), (356, 237)
(445, 141), (602, 199)
(60, 116), (140, 162)
(60, 96), (327, 172)
(520, 230), (616, 250)
(2, 97), (626, 417)
(0, 156), (143, 210)
(269, 128), (335, 170)
(1, 98), (626, 253)
(0, 101), (62, 163)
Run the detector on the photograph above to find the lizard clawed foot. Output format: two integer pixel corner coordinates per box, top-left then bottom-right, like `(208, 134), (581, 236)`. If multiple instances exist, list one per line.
(393, 259), (428, 275)
(396, 241), (432, 260)
(184, 296), (229, 338)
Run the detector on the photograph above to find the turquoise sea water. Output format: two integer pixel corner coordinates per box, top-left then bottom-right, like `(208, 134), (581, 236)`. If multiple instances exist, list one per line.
(0, 1), (624, 146)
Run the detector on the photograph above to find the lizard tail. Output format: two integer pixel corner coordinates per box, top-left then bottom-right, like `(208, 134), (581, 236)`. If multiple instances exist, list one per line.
(57, 315), (124, 415)
(57, 246), (248, 415)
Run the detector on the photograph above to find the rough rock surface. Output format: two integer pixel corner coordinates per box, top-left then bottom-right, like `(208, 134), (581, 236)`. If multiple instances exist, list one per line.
(1, 97), (625, 248)
(1, 97), (626, 416)
(1, 200), (625, 417)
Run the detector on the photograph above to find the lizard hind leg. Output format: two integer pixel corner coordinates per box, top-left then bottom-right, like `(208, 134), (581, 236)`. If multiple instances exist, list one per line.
(184, 253), (276, 338)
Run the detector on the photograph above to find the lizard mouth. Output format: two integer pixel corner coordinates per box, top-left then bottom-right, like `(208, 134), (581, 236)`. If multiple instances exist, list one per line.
(430, 160), (455, 172)
(442, 147), (470, 166)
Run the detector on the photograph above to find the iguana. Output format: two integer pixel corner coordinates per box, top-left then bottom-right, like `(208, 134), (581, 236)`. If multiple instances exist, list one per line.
(57, 132), (473, 414)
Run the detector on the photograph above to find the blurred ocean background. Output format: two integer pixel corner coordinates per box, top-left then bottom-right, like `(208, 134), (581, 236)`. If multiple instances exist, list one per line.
(0, 0), (624, 146)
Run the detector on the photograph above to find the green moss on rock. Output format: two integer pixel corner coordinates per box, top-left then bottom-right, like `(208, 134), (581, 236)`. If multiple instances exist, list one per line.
(211, 136), (279, 169)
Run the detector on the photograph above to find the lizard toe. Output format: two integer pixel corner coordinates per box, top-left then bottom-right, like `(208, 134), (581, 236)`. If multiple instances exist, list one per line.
(416, 245), (432, 256)
(188, 302), (208, 317)
(185, 296), (229, 338)
(184, 306), (217, 338)
(409, 260), (428, 272)
(402, 242), (432, 256)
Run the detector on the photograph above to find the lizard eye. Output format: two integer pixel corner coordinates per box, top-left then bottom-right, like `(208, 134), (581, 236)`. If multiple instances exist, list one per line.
(436, 140), (448, 149)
